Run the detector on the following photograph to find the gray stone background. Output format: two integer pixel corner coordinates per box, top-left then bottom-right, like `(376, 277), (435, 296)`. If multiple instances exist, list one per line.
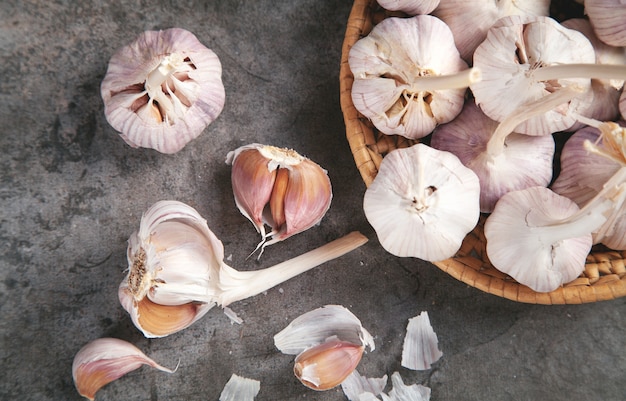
(1, 0), (624, 400)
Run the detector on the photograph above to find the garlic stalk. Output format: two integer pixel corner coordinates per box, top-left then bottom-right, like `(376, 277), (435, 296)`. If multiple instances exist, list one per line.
(72, 338), (176, 400)
(119, 201), (367, 337)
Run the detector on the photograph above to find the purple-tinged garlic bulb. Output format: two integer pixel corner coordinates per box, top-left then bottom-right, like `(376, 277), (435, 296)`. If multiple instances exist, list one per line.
(432, 0), (550, 62)
(101, 28), (225, 153)
(72, 338), (176, 400)
(377, 0), (440, 15)
(585, 0), (626, 47)
(226, 144), (332, 255)
(349, 15), (480, 140)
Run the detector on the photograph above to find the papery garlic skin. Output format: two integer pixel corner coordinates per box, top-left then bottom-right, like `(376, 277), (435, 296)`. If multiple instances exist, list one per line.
(219, 374), (260, 401)
(349, 15), (473, 140)
(72, 338), (175, 400)
(401, 311), (442, 371)
(363, 144), (480, 262)
(294, 339), (365, 391)
(101, 28), (225, 153)
(585, 0), (626, 47)
(377, 0), (440, 15)
(226, 143), (332, 253)
(341, 371), (388, 401)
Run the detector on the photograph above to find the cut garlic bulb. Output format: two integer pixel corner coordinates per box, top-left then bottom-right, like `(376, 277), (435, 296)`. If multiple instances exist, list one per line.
(72, 337), (176, 400)
(401, 311), (442, 371)
(274, 305), (375, 391)
(119, 201), (367, 337)
(226, 143), (332, 255)
(101, 28), (225, 153)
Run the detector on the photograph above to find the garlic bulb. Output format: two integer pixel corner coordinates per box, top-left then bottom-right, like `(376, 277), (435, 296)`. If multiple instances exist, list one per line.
(348, 15), (479, 140)
(72, 337), (176, 400)
(585, 0), (626, 47)
(274, 305), (375, 391)
(101, 28), (225, 153)
(363, 144), (480, 262)
(119, 201), (367, 337)
(226, 144), (332, 255)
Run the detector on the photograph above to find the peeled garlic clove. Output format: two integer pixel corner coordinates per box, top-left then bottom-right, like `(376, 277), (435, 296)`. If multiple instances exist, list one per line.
(226, 144), (332, 253)
(72, 337), (176, 400)
(101, 28), (225, 153)
(294, 339), (365, 391)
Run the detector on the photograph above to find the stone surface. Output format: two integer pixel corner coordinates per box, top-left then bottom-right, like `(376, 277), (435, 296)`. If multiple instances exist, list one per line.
(1, 1), (625, 400)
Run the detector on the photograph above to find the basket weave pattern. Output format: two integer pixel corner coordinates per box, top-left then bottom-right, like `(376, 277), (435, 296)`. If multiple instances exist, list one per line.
(339, 0), (626, 304)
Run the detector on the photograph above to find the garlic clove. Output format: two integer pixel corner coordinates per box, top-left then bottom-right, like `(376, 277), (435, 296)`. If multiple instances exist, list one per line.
(294, 339), (365, 391)
(585, 0), (626, 47)
(226, 144), (332, 254)
(101, 28), (225, 154)
(72, 337), (176, 400)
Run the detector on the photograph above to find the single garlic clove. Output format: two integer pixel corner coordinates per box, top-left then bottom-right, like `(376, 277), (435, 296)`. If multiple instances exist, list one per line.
(294, 339), (365, 391)
(226, 144), (332, 254)
(72, 337), (176, 400)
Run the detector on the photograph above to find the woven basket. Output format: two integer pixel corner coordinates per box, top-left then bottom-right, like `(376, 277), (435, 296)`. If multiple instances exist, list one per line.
(339, 0), (626, 304)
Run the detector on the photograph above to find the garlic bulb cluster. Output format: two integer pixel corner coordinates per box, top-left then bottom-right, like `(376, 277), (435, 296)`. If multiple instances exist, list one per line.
(118, 200), (366, 338)
(101, 28), (225, 154)
(274, 305), (375, 391)
(226, 143), (332, 254)
(72, 338), (177, 401)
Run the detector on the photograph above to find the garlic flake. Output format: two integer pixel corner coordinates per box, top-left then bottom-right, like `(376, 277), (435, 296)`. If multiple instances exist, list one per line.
(401, 311), (442, 371)
(219, 374), (260, 401)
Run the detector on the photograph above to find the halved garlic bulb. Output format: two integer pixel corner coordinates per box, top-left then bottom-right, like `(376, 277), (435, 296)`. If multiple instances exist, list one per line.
(119, 201), (367, 337)
(274, 305), (375, 391)
(226, 144), (332, 255)
(72, 337), (176, 400)
(101, 28), (225, 153)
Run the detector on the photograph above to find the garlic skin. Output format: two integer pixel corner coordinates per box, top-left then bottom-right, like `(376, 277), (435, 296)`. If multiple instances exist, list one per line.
(294, 338), (365, 391)
(585, 0), (626, 47)
(349, 15), (478, 140)
(119, 200), (368, 337)
(363, 144), (480, 262)
(226, 143), (332, 253)
(340, 371), (388, 401)
(72, 338), (176, 400)
(401, 311), (442, 371)
(219, 374), (260, 401)
(101, 28), (225, 153)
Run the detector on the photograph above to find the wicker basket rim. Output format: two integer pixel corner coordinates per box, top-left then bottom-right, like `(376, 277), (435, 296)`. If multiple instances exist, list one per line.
(339, 0), (626, 304)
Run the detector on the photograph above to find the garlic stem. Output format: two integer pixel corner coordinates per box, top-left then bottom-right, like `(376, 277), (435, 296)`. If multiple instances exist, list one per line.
(485, 86), (583, 157)
(409, 67), (481, 93)
(145, 53), (184, 95)
(538, 168), (626, 244)
(530, 63), (626, 82)
(217, 231), (368, 306)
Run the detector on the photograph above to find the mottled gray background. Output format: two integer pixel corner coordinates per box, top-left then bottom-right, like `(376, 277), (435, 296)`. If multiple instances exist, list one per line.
(1, 1), (625, 400)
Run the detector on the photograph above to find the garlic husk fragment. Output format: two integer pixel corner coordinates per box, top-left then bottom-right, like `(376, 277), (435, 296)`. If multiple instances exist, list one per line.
(226, 143), (332, 255)
(432, 0), (549, 62)
(101, 28), (225, 154)
(341, 371), (388, 401)
(349, 15), (478, 140)
(376, 0), (440, 15)
(358, 372), (431, 401)
(585, 0), (626, 47)
(219, 374), (260, 401)
(363, 143), (480, 262)
(294, 338), (365, 391)
(471, 16), (597, 135)
(401, 311), (442, 371)
(72, 337), (176, 401)
(275, 305), (375, 391)
(119, 200), (367, 338)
